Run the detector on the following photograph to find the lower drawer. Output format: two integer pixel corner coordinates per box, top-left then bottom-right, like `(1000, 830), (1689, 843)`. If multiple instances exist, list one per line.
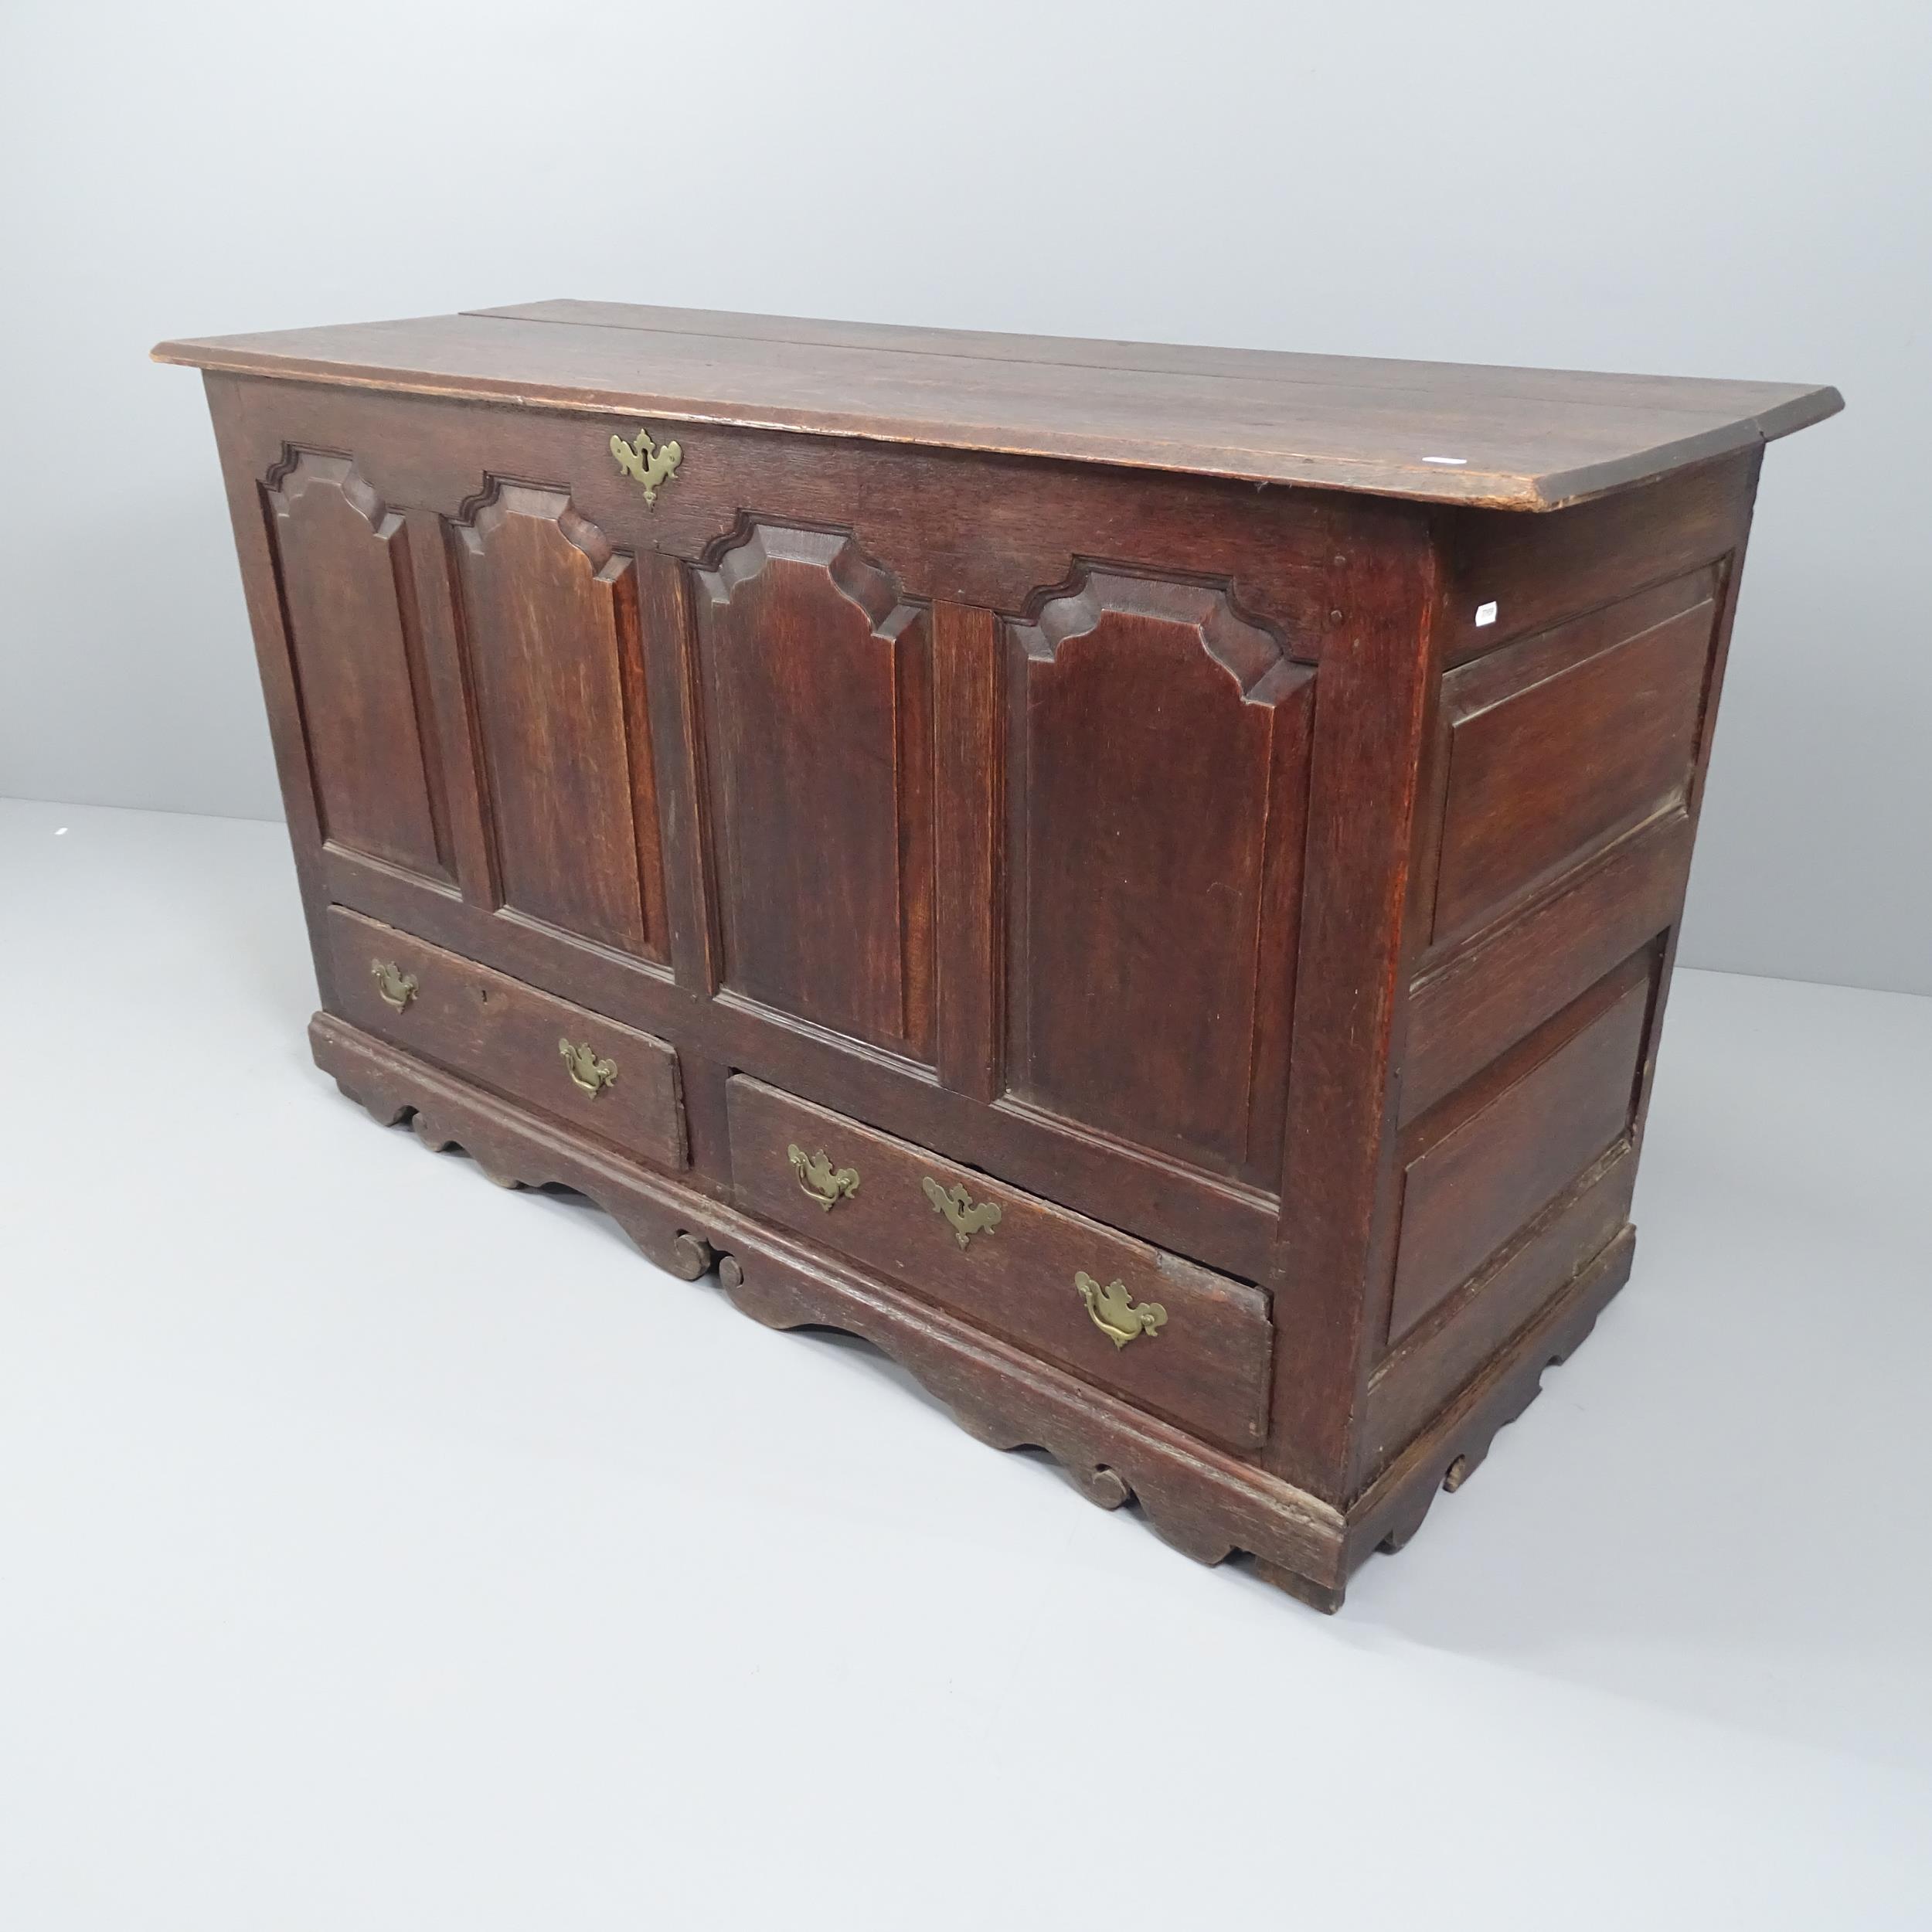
(727, 1077), (1273, 1450)
(325, 906), (686, 1170)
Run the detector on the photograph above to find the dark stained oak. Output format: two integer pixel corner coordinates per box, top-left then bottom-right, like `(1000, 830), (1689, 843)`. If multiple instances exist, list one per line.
(1434, 456), (1757, 663)
(1004, 571), (1313, 1186)
(162, 301), (1839, 1608)
(325, 906), (686, 1172)
(1402, 811), (1693, 1124)
(931, 602), (1002, 1104)
(189, 369), (1345, 633)
(311, 829), (1287, 1282)
(264, 451), (451, 882)
(448, 482), (669, 961)
(726, 1077), (1274, 1453)
(1389, 961), (1653, 1342)
(691, 522), (935, 1062)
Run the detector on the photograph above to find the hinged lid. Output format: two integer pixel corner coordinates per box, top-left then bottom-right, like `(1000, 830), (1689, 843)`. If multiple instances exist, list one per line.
(153, 299), (1841, 511)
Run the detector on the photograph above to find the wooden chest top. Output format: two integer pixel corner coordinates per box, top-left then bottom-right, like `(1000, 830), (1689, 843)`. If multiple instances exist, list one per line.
(153, 298), (1839, 510)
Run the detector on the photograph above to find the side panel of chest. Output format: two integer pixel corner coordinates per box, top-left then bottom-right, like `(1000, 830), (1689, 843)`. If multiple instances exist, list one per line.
(1356, 456), (1760, 1489)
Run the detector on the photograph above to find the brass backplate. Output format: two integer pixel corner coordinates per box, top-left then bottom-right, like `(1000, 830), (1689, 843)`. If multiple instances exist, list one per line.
(610, 425), (682, 505)
(921, 1175), (1002, 1250)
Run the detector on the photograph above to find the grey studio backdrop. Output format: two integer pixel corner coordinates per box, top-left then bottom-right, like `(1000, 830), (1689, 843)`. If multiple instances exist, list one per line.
(2, 0), (1925, 996)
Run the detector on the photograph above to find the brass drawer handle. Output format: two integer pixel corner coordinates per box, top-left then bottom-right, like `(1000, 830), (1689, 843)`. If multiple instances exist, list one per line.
(610, 424), (681, 505)
(560, 1037), (618, 1098)
(371, 959), (417, 1012)
(922, 1175), (1002, 1249)
(789, 1144), (859, 1211)
(1077, 1271), (1167, 1349)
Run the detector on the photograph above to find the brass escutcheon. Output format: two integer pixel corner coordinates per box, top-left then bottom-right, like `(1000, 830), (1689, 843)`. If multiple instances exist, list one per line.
(560, 1037), (617, 1098)
(371, 959), (417, 1012)
(1076, 1270), (1167, 1349)
(789, 1144), (859, 1211)
(921, 1175), (1002, 1250)
(610, 424), (682, 505)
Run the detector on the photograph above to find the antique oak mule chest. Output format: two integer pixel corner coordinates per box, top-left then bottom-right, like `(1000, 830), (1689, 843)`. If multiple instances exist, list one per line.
(156, 304), (1838, 1607)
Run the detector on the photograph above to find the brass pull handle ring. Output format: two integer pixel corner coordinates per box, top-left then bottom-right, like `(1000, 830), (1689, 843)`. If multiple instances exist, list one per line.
(1076, 1270), (1167, 1349)
(789, 1144), (859, 1210)
(372, 960), (417, 1012)
(560, 1037), (618, 1098)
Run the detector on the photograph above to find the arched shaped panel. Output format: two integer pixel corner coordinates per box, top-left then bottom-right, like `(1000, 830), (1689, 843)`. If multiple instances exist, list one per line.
(265, 451), (451, 880)
(450, 482), (668, 962)
(692, 522), (934, 1061)
(1005, 571), (1315, 1187)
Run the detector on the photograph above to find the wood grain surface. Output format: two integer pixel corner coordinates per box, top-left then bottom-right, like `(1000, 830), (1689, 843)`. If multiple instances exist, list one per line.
(155, 300), (1841, 509)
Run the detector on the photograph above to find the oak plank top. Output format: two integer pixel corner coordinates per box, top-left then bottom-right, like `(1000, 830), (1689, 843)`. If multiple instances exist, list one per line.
(153, 298), (1841, 510)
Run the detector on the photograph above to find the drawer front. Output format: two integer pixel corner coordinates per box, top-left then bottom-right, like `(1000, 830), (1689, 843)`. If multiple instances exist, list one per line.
(727, 1077), (1272, 1450)
(326, 906), (685, 1170)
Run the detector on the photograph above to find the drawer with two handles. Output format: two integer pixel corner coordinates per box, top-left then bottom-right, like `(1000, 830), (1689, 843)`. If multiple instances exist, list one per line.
(727, 1077), (1274, 1452)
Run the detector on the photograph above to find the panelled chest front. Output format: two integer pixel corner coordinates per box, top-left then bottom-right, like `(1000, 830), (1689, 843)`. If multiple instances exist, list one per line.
(157, 301), (1838, 1607)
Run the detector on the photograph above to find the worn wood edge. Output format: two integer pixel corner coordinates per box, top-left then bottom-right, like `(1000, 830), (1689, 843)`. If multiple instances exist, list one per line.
(145, 342), (1546, 506)
(1342, 1223), (1637, 1567)
(1743, 383), (1847, 442)
(308, 1013), (1352, 1604)
(150, 338), (1839, 513)
(1529, 391), (1842, 510)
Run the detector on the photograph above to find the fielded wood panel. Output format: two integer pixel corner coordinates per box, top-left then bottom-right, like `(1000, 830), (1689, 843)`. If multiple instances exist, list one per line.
(692, 522), (936, 1063)
(1401, 810), (1694, 1126)
(448, 482), (670, 963)
(1005, 572), (1314, 1188)
(1387, 965), (1654, 1345)
(263, 451), (451, 882)
(1426, 570), (1720, 953)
